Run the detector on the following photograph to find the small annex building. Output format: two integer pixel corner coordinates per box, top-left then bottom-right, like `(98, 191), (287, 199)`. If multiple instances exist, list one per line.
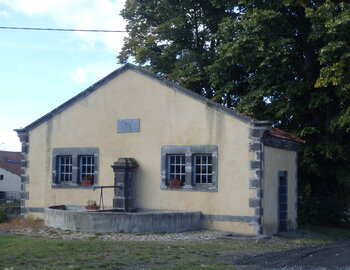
(0, 151), (21, 201)
(15, 64), (304, 235)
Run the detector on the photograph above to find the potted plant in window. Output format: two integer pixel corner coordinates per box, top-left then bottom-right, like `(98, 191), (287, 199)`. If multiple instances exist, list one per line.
(85, 200), (99, 210)
(168, 178), (182, 188)
(81, 176), (93, 186)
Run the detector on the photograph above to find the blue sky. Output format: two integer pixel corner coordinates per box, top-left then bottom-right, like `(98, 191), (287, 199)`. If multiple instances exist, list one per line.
(0, 0), (126, 151)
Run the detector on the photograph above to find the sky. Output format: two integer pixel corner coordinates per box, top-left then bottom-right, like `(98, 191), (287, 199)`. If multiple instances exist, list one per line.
(0, 0), (127, 151)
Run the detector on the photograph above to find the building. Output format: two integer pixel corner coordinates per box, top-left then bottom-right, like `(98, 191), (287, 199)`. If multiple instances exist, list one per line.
(0, 151), (21, 201)
(15, 64), (304, 235)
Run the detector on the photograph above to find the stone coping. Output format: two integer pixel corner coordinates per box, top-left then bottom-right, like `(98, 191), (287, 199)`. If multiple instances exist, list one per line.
(47, 205), (201, 215)
(45, 205), (202, 233)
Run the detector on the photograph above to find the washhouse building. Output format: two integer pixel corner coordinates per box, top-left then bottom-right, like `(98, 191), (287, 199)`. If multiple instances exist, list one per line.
(16, 64), (304, 235)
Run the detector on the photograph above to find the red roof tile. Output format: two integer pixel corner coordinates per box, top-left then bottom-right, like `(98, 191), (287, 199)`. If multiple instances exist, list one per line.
(0, 151), (21, 176)
(267, 127), (305, 144)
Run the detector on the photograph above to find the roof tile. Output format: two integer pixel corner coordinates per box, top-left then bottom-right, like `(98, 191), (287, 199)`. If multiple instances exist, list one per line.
(0, 151), (21, 176)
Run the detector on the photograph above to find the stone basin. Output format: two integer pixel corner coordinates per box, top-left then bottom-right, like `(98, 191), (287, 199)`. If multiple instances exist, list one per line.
(45, 205), (201, 233)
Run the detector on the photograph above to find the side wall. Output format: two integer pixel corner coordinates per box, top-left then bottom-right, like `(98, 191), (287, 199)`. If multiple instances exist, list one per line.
(0, 168), (21, 200)
(262, 146), (298, 235)
(23, 69), (258, 233)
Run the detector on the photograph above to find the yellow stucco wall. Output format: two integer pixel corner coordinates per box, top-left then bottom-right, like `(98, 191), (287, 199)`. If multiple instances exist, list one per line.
(24, 69), (257, 233)
(262, 146), (298, 235)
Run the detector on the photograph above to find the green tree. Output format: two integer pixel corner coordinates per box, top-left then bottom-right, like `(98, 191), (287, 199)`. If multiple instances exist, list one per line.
(118, 0), (232, 97)
(209, 0), (350, 224)
(119, 0), (350, 225)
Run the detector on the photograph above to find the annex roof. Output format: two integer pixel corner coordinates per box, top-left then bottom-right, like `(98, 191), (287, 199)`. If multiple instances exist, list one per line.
(268, 128), (305, 144)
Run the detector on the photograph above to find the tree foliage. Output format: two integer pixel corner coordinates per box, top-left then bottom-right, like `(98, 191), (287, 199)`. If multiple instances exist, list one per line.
(119, 0), (232, 97)
(119, 0), (350, 225)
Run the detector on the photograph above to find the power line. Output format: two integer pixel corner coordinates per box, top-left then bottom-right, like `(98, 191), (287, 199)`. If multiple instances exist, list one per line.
(0, 26), (129, 33)
(0, 26), (348, 36)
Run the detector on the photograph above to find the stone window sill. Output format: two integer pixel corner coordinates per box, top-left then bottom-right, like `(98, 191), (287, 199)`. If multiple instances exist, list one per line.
(51, 184), (97, 189)
(161, 184), (217, 192)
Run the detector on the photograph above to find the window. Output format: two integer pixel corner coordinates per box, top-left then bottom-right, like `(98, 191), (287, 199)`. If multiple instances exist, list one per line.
(167, 154), (186, 185)
(161, 145), (218, 192)
(194, 154), (213, 184)
(79, 155), (95, 181)
(0, 175), (3, 180)
(57, 156), (72, 182)
(278, 171), (288, 232)
(52, 148), (99, 188)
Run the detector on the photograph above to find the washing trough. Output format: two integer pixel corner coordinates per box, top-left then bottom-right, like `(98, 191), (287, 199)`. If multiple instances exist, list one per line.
(45, 205), (201, 233)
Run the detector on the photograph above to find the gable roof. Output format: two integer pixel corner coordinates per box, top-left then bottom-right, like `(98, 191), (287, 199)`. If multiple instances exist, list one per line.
(15, 63), (303, 145)
(0, 151), (21, 176)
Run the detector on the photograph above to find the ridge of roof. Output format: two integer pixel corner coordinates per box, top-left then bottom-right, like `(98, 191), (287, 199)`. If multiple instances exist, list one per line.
(14, 63), (304, 145)
(15, 63), (256, 133)
(16, 64), (133, 132)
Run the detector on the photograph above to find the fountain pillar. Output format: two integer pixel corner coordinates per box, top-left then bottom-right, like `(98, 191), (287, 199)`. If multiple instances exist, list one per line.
(111, 158), (139, 211)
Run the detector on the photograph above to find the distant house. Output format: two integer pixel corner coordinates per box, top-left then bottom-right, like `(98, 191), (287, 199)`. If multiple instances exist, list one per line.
(15, 64), (304, 235)
(0, 151), (21, 201)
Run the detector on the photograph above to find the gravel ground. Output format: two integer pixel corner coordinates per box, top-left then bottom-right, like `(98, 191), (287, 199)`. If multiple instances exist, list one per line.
(235, 239), (350, 269)
(2, 223), (233, 241)
(0, 229), (9, 235)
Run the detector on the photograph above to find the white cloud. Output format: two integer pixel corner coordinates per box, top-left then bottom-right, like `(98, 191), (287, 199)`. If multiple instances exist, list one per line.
(0, 129), (21, 151)
(71, 67), (88, 83)
(0, 10), (9, 17)
(0, 0), (127, 52)
(70, 61), (121, 84)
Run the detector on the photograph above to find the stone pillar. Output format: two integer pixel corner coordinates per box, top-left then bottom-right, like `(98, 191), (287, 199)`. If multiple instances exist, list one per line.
(111, 158), (139, 211)
(15, 128), (29, 217)
(249, 120), (273, 234)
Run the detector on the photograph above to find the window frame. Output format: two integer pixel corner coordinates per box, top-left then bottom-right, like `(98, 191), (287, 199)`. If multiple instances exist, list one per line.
(161, 145), (218, 192)
(57, 155), (73, 183)
(167, 154), (186, 185)
(79, 155), (95, 182)
(193, 154), (213, 185)
(52, 148), (99, 188)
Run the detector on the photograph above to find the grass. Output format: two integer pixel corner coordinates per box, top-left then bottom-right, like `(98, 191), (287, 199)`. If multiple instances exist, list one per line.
(0, 235), (313, 270)
(298, 224), (350, 241)
(0, 201), (20, 207)
(0, 203), (21, 222)
(0, 236), (242, 269)
(0, 216), (42, 232)
(0, 220), (350, 269)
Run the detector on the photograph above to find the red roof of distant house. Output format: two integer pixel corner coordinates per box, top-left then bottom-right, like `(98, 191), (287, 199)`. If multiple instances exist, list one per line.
(0, 151), (21, 176)
(267, 127), (306, 144)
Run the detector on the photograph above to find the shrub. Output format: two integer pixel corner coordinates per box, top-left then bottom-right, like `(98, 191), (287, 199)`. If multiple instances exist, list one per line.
(298, 184), (349, 226)
(0, 209), (6, 223)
